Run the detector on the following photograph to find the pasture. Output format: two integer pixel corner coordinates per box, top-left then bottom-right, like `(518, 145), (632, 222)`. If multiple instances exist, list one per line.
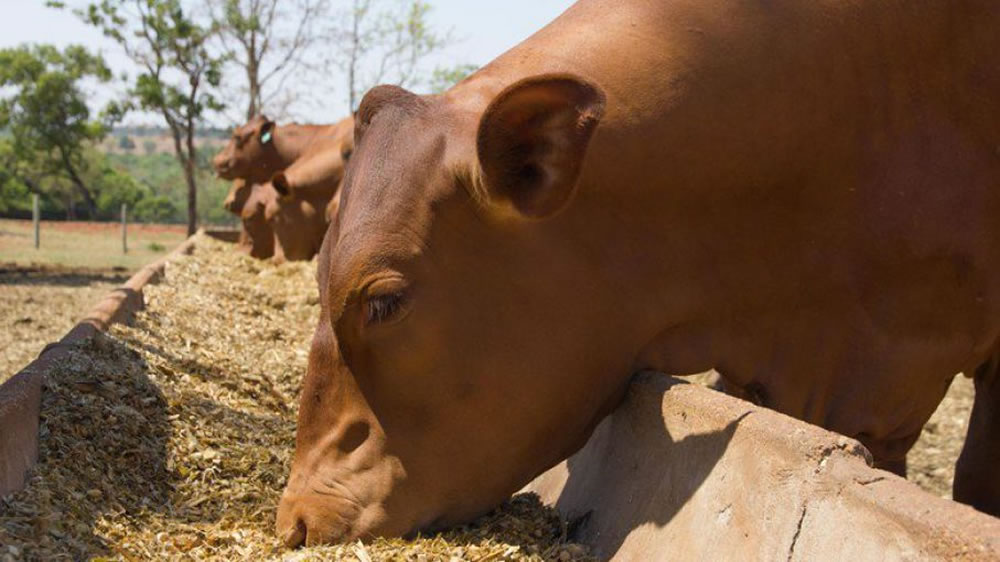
(0, 219), (187, 271)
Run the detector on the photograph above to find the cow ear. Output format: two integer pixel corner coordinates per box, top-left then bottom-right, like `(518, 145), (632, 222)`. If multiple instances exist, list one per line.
(355, 85), (422, 144)
(476, 74), (605, 219)
(259, 120), (276, 145)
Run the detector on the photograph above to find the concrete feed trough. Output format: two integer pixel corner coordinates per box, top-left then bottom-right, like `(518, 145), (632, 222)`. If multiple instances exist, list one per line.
(525, 374), (1000, 560)
(1, 233), (999, 560)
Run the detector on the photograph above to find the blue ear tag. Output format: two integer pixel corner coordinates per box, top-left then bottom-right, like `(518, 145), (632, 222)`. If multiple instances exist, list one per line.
(260, 130), (272, 144)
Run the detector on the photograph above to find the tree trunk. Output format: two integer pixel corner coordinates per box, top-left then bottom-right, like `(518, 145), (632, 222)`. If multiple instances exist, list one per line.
(66, 191), (75, 221)
(165, 116), (198, 236)
(184, 122), (199, 236)
(247, 32), (260, 120)
(60, 150), (98, 219)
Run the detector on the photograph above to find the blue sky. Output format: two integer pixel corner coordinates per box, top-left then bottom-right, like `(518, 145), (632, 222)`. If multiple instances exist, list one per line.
(1, 0), (575, 124)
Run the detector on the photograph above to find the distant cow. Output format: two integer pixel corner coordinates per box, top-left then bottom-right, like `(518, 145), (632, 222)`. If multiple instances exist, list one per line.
(214, 116), (331, 185)
(263, 116), (355, 261)
(214, 115), (354, 261)
(222, 179), (275, 260)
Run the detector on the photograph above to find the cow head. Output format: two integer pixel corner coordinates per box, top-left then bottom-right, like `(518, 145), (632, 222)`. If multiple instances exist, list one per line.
(214, 115), (277, 183)
(277, 75), (616, 546)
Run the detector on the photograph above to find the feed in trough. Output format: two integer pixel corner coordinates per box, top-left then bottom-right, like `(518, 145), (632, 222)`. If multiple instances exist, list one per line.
(0, 236), (593, 561)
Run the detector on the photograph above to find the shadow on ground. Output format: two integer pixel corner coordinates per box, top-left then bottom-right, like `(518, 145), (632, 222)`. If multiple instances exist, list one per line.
(0, 264), (130, 288)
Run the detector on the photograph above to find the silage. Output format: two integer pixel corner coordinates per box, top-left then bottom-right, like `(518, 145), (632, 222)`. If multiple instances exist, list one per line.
(0, 236), (593, 562)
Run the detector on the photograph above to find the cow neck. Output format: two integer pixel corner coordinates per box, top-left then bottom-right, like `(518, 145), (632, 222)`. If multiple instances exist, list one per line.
(271, 123), (328, 168)
(441, 4), (719, 360)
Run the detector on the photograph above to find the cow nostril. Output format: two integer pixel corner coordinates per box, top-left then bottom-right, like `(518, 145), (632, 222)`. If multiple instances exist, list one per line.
(281, 517), (307, 549)
(338, 421), (370, 454)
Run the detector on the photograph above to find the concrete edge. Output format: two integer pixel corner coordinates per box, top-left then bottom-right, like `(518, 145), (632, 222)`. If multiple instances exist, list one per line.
(0, 231), (199, 497)
(524, 374), (1000, 561)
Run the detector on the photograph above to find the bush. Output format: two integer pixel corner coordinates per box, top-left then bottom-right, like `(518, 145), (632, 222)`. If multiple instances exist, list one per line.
(134, 196), (178, 223)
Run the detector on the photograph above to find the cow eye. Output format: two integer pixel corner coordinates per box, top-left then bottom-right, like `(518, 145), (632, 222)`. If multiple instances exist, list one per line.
(365, 292), (405, 325)
(362, 277), (409, 326)
(342, 148), (353, 162)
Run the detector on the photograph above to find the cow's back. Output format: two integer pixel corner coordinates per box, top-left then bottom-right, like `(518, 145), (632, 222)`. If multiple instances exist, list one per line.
(451, 0), (1000, 459)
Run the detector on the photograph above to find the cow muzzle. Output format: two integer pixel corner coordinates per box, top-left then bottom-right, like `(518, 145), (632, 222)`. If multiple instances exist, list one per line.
(276, 487), (361, 547)
(214, 158), (236, 179)
(276, 423), (412, 547)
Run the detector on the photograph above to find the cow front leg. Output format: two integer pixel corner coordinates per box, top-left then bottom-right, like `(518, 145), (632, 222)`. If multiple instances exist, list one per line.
(875, 457), (906, 478)
(954, 354), (1000, 517)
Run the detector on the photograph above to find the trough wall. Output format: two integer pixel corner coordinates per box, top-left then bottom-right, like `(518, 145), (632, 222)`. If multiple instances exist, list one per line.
(525, 373), (1000, 561)
(0, 233), (198, 496)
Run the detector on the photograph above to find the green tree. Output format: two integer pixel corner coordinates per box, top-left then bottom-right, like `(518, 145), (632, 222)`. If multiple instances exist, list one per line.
(0, 44), (122, 219)
(78, 0), (225, 235)
(0, 139), (37, 215)
(134, 195), (177, 222)
(429, 63), (477, 93)
(89, 156), (148, 216)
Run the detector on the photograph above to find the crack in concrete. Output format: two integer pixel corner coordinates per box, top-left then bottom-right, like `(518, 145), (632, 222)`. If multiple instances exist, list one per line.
(786, 501), (809, 562)
(854, 475), (887, 486)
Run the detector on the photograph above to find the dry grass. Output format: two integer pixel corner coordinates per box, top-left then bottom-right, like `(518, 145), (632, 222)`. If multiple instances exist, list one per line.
(0, 236), (594, 561)
(909, 375), (975, 499)
(0, 219), (186, 271)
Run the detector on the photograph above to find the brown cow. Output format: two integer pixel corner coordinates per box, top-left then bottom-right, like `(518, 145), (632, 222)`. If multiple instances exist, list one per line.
(263, 117), (355, 261)
(223, 179), (275, 260)
(277, 0), (1000, 546)
(214, 115), (330, 185)
(214, 116), (354, 261)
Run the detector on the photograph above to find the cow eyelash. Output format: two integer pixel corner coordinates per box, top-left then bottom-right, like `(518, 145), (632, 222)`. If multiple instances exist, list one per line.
(365, 291), (406, 325)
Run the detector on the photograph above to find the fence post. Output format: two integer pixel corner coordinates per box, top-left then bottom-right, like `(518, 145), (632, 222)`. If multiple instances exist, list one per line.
(121, 203), (128, 254)
(32, 193), (40, 249)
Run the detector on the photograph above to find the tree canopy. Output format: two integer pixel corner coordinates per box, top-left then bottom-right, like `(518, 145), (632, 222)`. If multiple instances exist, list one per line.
(81, 0), (225, 234)
(0, 44), (124, 218)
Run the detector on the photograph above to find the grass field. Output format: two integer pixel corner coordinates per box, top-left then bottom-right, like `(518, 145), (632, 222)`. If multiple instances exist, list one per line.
(0, 219), (187, 271)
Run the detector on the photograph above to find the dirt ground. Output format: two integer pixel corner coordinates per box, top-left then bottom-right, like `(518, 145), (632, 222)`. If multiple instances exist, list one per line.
(0, 264), (129, 384)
